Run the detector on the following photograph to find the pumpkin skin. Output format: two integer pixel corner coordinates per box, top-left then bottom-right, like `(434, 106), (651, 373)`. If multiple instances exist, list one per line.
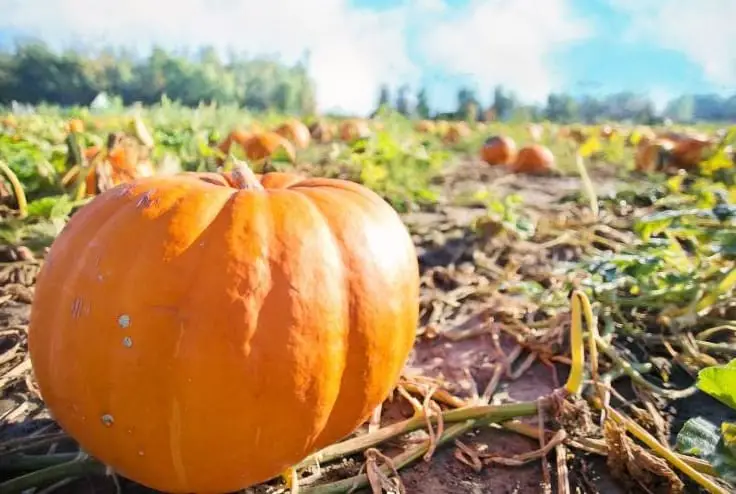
(510, 144), (555, 174)
(338, 119), (371, 142)
(442, 122), (471, 144)
(309, 121), (335, 143)
(480, 136), (517, 165)
(634, 138), (675, 172)
(414, 120), (435, 133)
(243, 131), (297, 163)
(274, 120), (311, 149)
(28, 165), (419, 494)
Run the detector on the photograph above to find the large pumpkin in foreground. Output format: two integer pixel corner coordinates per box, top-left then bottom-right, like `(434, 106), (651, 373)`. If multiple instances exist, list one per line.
(28, 164), (420, 493)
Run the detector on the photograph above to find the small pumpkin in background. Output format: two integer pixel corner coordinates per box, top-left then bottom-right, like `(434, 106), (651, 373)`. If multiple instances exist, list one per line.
(309, 120), (335, 143)
(414, 120), (435, 133)
(670, 134), (714, 169)
(217, 128), (255, 161)
(442, 121), (471, 144)
(274, 119), (311, 150)
(242, 131), (297, 163)
(510, 144), (555, 174)
(480, 136), (517, 166)
(634, 138), (675, 172)
(339, 119), (371, 142)
(63, 133), (154, 196)
(28, 161), (419, 494)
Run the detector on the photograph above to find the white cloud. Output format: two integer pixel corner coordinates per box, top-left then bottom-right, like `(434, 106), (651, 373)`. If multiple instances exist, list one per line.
(607, 0), (736, 88)
(0, 0), (595, 113)
(418, 0), (592, 105)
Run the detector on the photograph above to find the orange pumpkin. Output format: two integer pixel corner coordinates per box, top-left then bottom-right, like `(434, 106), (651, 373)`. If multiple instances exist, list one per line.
(480, 136), (517, 165)
(274, 119), (311, 149)
(670, 135), (714, 169)
(442, 122), (471, 144)
(309, 120), (335, 143)
(218, 128), (255, 158)
(339, 119), (371, 142)
(414, 120), (435, 133)
(634, 138), (675, 172)
(28, 162), (419, 493)
(72, 136), (154, 195)
(510, 144), (555, 174)
(241, 131), (296, 163)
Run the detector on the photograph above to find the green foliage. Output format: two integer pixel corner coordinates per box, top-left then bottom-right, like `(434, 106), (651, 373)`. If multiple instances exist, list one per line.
(0, 42), (315, 114)
(697, 359), (736, 411)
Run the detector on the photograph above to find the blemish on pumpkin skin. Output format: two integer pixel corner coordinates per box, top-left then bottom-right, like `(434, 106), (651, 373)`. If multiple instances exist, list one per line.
(71, 298), (83, 319)
(123, 336), (133, 348)
(169, 399), (187, 486)
(118, 314), (131, 328)
(101, 414), (114, 427)
(136, 190), (157, 209)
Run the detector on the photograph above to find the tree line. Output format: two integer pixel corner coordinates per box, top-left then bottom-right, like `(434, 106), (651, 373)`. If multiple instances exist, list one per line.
(380, 85), (736, 124)
(0, 41), (316, 113)
(0, 41), (734, 123)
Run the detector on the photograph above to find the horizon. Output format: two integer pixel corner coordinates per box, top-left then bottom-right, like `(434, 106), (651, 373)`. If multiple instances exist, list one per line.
(1, 0), (734, 116)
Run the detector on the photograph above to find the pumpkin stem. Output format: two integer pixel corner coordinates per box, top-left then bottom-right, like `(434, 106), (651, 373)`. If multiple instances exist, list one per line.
(231, 159), (264, 191)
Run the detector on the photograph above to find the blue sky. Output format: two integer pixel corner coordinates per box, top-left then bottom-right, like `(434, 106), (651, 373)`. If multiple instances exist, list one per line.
(1, 0), (735, 114)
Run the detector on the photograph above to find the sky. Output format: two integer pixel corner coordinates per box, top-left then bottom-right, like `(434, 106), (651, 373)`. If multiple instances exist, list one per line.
(0, 0), (735, 115)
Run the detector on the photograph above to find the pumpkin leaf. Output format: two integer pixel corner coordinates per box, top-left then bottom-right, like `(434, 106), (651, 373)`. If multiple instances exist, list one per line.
(676, 417), (736, 486)
(696, 360), (736, 411)
(676, 417), (720, 458)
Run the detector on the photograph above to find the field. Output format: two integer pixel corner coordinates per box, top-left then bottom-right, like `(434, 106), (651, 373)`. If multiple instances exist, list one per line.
(1, 105), (736, 494)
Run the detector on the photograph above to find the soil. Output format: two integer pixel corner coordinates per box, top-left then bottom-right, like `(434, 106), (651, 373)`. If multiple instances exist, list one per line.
(0, 160), (732, 494)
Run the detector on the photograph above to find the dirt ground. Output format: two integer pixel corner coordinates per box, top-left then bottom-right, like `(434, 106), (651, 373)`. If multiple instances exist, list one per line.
(1, 161), (733, 493)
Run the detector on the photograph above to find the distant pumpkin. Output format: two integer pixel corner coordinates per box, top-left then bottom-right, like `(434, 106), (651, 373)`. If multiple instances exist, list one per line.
(274, 120), (311, 149)
(510, 144), (555, 174)
(599, 125), (616, 140)
(443, 122), (471, 144)
(243, 132), (296, 163)
(81, 134), (154, 195)
(339, 119), (371, 142)
(670, 135), (714, 169)
(415, 120), (436, 133)
(217, 128), (255, 161)
(634, 138), (675, 172)
(480, 136), (517, 166)
(309, 121), (335, 143)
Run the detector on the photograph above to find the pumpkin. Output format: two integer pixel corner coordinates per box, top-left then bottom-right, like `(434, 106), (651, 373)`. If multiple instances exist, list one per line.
(68, 134), (154, 195)
(28, 162), (419, 494)
(274, 120), (311, 150)
(242, 131), (296, 163)
(670, 135), (714, 169)
(338, 119), (371, 142)
(510, 144), (555, 174)
(634, 138), (675, 172)
(309, 120), (335, 143)
(442, 122), (471, 144)
(480, 136), (517, 165)
(415, 120), (435, 133)
(568, 127), (587, 144)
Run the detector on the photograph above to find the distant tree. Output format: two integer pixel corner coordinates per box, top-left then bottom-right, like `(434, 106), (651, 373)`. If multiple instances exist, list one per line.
(491, 86), (515, 121)
(396, 84), (412, 116)
(545, 93), (578, 123)
(456, 87), (479, 121)
(416, 87), (430, 118)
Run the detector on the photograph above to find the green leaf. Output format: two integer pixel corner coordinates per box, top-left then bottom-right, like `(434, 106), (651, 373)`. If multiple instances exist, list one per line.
(676, 417), (736, 485)
(676, 417), (720, 458)
(697, 360), (736, 411)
